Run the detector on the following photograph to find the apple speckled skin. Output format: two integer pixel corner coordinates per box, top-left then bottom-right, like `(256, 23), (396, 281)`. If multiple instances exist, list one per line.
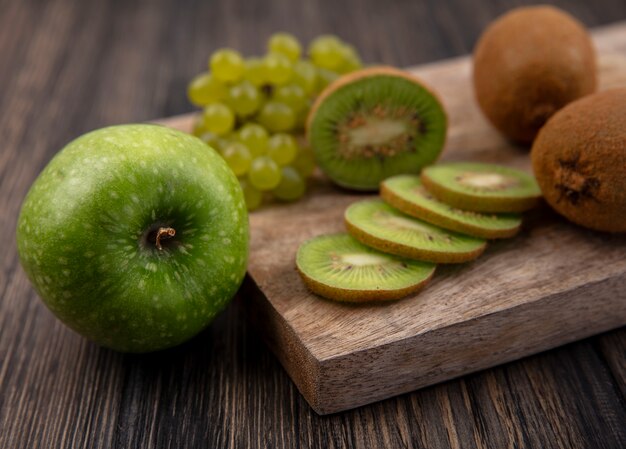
(16, 124), (249, 352)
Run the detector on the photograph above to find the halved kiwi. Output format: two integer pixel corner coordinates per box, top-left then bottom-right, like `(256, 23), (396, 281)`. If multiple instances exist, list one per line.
(381, 175), (522, 238)
(421, 162), (541, 213)
(296, 233), (436, 302)
(307, 66), (447, 190)
(345, 199), (486, 263)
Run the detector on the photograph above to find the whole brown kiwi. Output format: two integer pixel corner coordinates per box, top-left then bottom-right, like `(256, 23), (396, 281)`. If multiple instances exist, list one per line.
(531, 88), (626, 233)
(473, 6), (597, 143)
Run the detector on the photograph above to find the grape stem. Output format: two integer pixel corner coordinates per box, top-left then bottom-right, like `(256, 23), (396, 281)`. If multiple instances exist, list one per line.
(155, 227), (176, 250)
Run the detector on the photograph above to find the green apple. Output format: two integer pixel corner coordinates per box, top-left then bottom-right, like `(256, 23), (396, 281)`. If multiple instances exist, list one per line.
(16, 124), (249, 352)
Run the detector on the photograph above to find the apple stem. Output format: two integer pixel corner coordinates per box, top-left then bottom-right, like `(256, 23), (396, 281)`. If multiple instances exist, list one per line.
(155, 227), (176, 250)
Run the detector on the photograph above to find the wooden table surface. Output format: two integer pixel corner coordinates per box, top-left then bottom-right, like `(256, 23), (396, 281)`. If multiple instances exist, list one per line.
(0, 0), (624, 448)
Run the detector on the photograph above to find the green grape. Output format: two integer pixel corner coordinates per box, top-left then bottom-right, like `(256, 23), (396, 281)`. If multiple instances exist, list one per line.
(187, 72), (228, 106)
(210, 49), (245, 83)
(263, 53), (293, 85)
(309, 35), (345, 71)
(337, 44), (363, 74)
(267, 133), (298, 166)
(221, 142), (252, 176)
(238, 123), (269, 157)
(239, 178), (263, 211)
(315, 68), (339, 94)
(244, 57), (268, 87)
(192, 116), (208, 137)
(292, 145), (317, 177)
(273, 84), (307, 113)
(257, 101), (296, 133)
(202, 102), (235, 135)
(201, 132), (233, 154)
(199, 131), (221, 149)
(218, 138), (236, 153)
(228, 80), (261, 116)
(273, 166), (306, 201)
(268, 32), (302, 62)
(292, 60), (317, 95)
(248, 156), (281, 190)
(294, 109), (309, 132)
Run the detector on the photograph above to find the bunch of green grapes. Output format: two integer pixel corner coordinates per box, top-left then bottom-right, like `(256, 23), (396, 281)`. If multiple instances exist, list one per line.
(186, 32), (363, 210)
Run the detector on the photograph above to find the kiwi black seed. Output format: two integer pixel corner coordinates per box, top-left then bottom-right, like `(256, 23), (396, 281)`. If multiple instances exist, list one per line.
(296, 233), (436, 302)
(307, 66), (447, 191)
(381, 175), (522, 239)
(531, 88), (626, 233)
(344, 199), (486, 263)
(473, 6), (596, 143)
(421, 162), (541, 213)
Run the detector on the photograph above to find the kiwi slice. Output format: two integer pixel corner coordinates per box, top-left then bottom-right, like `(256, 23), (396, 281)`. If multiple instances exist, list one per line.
(345, 199), (486, 263)
(307, 66), (447, 191)
(421, 162), (541, 213)
(296, 233), (436, 302)
(381, 175), (522, 239)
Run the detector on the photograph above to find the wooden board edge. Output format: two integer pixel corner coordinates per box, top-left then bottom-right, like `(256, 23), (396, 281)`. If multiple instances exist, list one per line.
(239, 275), (323, 409)
(310, 273), (626, 414)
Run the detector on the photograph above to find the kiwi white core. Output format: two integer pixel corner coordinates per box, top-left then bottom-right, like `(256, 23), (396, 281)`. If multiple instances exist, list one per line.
(456, 172), (519, 190)
(340, 253), (391, 266)
(348, 119), (407, 147)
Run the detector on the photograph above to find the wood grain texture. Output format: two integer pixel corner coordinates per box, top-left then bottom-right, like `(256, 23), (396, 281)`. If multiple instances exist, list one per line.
(1, 0), (625, 447)
(161, 24), (626, 414)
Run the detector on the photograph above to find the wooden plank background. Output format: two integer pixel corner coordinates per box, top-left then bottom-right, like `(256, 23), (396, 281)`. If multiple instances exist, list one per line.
(0, 0), (625, 447)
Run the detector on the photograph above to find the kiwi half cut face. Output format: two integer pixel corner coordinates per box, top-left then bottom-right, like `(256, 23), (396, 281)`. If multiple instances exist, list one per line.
(421, 162), (541, 213)
(381, 175), (522, 239)
(307, 66), (447, 191)
(345, 199), (486, 263)
(296, 233), (436, 302)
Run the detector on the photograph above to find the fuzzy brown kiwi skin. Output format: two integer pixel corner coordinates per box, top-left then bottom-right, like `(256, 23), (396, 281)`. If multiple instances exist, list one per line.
(296, 264), (434, 303)
(380, 181), (521, 239)
(420, 172), (541, 213)
(531, 88), (626, 233)
(344, 217), (486, 264)
(473, 6), (596, 144)
(306, 65), (448, 150)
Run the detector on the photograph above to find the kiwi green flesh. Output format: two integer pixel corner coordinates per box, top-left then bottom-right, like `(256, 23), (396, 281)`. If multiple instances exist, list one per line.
(421, 162), (541, 212)
(309, 74), (447, 191)
(296, 233), (436, 301)
(381, 175), (522, 238)
(345, 199), (486, 263)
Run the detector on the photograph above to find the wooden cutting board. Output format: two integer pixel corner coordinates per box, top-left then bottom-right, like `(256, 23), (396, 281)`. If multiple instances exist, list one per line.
(160, 23), (626, 415)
